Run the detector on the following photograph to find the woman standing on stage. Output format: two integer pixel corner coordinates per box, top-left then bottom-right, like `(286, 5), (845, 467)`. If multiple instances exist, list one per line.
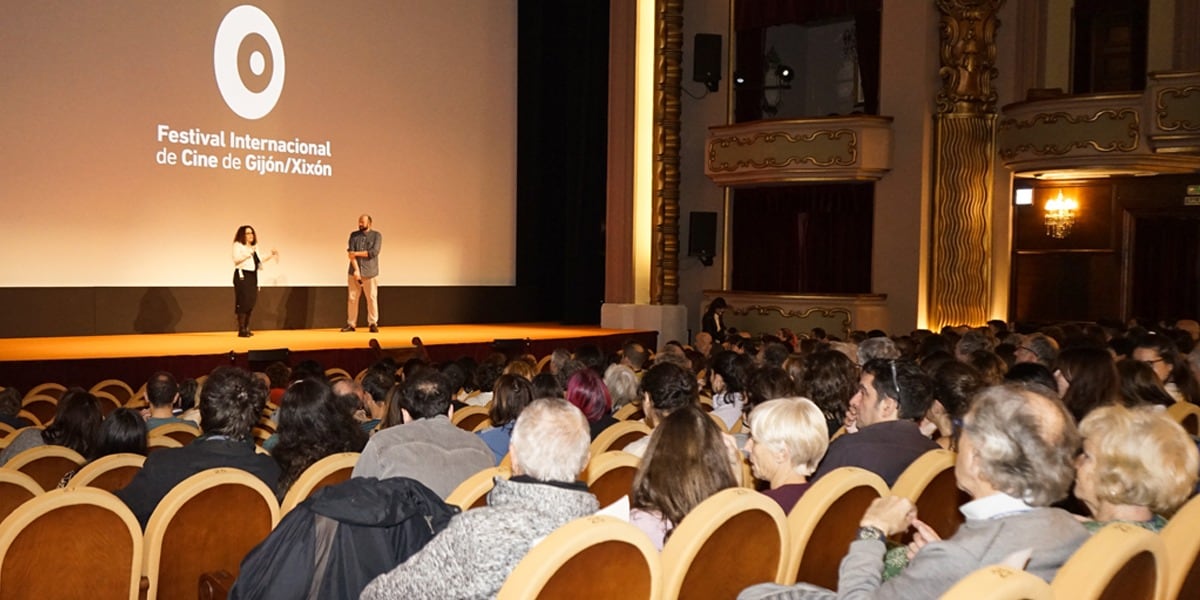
(232, 225), (278, 337)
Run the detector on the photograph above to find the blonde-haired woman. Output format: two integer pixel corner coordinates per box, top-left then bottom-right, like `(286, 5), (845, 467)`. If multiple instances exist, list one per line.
(744, 397), (830, 513)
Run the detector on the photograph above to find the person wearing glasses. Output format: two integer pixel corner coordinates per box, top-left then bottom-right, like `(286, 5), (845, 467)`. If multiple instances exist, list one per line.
(808, 358), (939, 487)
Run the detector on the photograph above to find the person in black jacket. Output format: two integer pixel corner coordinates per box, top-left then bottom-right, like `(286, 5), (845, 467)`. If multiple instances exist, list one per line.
(701, 297), (729, 343)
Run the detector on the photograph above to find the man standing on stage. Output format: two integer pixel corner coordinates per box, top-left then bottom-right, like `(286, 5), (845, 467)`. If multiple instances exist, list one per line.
(343, 214), (383, 333)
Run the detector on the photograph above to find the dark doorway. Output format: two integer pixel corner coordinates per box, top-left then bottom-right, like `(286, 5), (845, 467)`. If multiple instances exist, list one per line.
(1129, 215), (1200, 323)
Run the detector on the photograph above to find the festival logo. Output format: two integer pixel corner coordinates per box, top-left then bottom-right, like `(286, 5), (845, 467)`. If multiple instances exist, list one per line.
(213, 5), (285, 120)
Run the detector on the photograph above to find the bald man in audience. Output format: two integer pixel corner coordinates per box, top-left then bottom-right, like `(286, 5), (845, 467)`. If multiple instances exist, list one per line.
(360, 398), (599, 599)
(741, 383), (1089, 599)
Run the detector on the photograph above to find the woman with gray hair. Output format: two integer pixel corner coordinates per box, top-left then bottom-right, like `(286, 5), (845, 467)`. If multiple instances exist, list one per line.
(740, 384), (1090, 600)
(744, 397), (829, 513)
(603, 363), (640, 412)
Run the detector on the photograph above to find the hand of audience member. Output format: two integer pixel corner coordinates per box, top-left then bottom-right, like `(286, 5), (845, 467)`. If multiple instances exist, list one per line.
(859, 496), (916, 537)
(352, 408), (369, 423)
(843, 407), (859, 434)
(905, 518), (941, 559)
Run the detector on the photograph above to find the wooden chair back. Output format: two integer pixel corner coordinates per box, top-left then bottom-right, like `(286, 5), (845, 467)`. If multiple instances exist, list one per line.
(1167, 401), (1200, 435)
(0, 487), (142, 600)
(661, 488), (789, 599)
(325, 367), (353, 382)
(585, 451), (641, 508)
(1162, 493), (1200, 600)
(497, 515), (661, 600)
(0, 422), (15, 439)
(19, 397), (57, 427)
(66, 453), (146, 492)
(23, 383), (65, 402)
(1051, 522), (1167, 600)
(589, 420), (652, 456)
(612, 403), (643, 422)
(941, 565), (1054, 600)
(0, 470), (43, 523)
(446, 466), (511, 511)
(90, 390), (124, 417)
(90, 379), (134, 406)
(146, 435), (183, 454)
(149, 422), (201, 445)
(15, 410), (43, 428)
(5, 445), (87, 491)
(784, 467), (889, 588)
(279, 452), (359, 515)
(142, 468), (280, 600)
(451, 405), (491, 432)
(889, 449), (966, 541)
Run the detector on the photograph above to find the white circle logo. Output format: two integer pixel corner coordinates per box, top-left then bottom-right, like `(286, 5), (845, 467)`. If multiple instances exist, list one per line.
(213, 5), (285, 120)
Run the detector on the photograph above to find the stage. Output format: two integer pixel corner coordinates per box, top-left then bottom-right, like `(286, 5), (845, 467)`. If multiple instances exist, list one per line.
(0, 323), (658, 392)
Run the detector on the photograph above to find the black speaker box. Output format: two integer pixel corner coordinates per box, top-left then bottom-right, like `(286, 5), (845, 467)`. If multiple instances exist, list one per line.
(693, 33), (722, 91)
(688, 211), (717, 266)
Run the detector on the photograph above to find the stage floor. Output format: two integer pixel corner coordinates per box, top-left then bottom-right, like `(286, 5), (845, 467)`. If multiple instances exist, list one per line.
(0, 323), (649, 362)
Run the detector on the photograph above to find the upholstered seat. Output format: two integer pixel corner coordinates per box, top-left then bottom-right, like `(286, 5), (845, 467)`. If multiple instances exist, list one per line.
(5, 445), (87, 491)
(783, 466), (889, 588)
(585, 450), (641, 508)
(66, 453), (147, 492)
(446, 466), (512, 511)
(1051, 521), (1167, 600)
(279, 451), (359, 515)
(941, 565), (1054, 600)
(890, 448), (966, 541)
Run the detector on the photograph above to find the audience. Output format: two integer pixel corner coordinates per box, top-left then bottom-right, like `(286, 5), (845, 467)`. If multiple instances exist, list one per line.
(745, 398), (829, 513)
(144, 371), (193, 431)
(921, 361), (983, 451)
(709, 350), (751, 429)
(1115, 358), (1176, 407)
(1134, 333), (1200, 404)
(0, 387), (32, 429)
(603, 363), (640, 411)
(352, 371), (493, 498)
(623, 362), (699, 458)
(795, 350), (859, 437)
(0, 387), (102, 466)
(271, 378), (368, 498)
(1055, 346), (1120, 422)
(629, 404), (739, 550)
(1074, 404), (1199, 532)
(476, 373), (534, 464)
(741, 383), (1089, 599)
(565, 368), (617, 439)
(116, 366), (279, 528)
(360, 399), (598, 599)
(58, 407), (148, 488)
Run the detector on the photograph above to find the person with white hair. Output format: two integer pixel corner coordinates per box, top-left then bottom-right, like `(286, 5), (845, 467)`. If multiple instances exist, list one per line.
(744, 398), (830, 513)
(360, 398), (599, 599)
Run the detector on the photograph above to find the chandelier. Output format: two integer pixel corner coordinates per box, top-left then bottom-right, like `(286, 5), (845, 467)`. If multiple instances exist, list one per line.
(1044, 191), (1078, 239)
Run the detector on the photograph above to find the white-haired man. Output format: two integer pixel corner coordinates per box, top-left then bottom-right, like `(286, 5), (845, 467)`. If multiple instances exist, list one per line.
(360, 398), (599, 599)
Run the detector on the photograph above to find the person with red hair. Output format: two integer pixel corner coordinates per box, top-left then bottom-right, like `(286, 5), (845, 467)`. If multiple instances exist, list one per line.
(565, 369), (616, 439)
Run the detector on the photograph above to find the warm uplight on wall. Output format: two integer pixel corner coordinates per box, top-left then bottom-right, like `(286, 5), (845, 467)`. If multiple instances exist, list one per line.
(1044, 190), (1078, 239)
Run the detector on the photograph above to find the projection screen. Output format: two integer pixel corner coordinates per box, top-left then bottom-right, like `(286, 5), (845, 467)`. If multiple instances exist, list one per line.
(0, 1), (517, 287)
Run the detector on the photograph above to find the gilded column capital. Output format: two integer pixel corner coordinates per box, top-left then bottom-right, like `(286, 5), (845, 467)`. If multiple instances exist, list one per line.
(936, 0), (1004, 115)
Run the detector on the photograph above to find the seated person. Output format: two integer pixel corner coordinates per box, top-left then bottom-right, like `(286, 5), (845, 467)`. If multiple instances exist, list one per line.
(272, 378), (368, 498)
(0, 388), (102, 466)
(351, 371), (493, 498)
(116, 366), (279, 528)
(741, 383), (1090, 599)
(143, 371), (197, 431)
(59, 407), (148, 488)
(810, 359), (939, 486)
(0, 387), (32, 429)
(477, 373), (534, 465)
(624, 362), (699, 458)
(360, 398), (599, 599)
(629, 403), (739, 550)
(565, 369), (616, 439)
(744, 398), (829, 513)
(1074, 404), (1199, 532)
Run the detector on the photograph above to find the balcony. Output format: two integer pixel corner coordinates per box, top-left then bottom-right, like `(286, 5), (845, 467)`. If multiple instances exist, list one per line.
(705, 116), (893, 186)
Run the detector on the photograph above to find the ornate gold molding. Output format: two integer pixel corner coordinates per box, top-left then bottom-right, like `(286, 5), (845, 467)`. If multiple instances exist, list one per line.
(651, 0), (682, 306)
(935, 0), (1004, 115)
(728, 305), (854, 339)
(708, 129), (858, 171)
(997, 108), (1140, 159)
(1156, 86), (1200, 132)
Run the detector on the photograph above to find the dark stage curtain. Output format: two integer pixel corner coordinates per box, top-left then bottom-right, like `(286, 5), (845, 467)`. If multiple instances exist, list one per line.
(731, 184), (873, 293)
(734, 0), (880, 121)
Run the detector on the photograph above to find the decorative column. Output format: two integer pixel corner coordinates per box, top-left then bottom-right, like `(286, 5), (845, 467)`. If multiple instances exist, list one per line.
(651, 0), (683, 305)
(929, 0), (1004, 328)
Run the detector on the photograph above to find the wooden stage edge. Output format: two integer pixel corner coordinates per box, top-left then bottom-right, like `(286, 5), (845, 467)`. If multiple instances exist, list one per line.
(0, 323), (659, 392)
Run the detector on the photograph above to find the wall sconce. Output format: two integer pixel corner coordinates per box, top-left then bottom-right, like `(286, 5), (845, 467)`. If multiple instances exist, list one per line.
(1044, 190), (1078, 239)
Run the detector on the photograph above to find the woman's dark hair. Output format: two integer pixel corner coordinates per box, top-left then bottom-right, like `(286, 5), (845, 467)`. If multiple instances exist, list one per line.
(1003, 362), (1057, 391)
(272, 378), (368, 495)
(630, 404), (737, 539)
(0, 387), (22, 418)
(744, 366), (795, 413)
(42, 388), (102, 457)
(233, 224), (256, 245)
(200, 366), (267, 440)
(967, 350), (1008, 385)
(1057, 346), (1120, 421)
(530, 373), (563, 399)
(1116, 359), (1175, 408)
(93, 408), (148, 458)
(708, 351), (750, 394)
(177, 378), (199, 412)
(932, 361), (984, 420)
(795, 350), (858, 434)
(379, 383), (405, 430)
(489, 374), (534, 426)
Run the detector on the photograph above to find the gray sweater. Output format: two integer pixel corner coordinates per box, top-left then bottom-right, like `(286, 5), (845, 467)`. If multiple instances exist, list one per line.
(352, 415), (495, 499)
(359, 476), (599, 600)
(739, 507), (1089, 600)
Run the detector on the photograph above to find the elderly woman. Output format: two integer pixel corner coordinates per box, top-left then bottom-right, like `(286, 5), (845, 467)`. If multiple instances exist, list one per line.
(603, 363), (640, 412)
(740, 384), (1090, 599)
(744, 398), (829, 513)
(1074, 404), (1199, 532)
